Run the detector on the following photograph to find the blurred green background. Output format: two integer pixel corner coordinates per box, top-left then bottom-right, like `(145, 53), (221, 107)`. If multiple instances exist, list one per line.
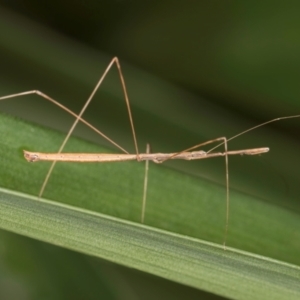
(0, 1), (300, 299)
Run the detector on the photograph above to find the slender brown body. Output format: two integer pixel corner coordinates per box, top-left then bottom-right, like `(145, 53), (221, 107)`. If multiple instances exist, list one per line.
(24, 147), (269, 163)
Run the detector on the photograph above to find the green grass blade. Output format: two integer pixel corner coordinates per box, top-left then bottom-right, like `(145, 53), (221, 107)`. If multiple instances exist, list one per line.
(0, 112), (300, 267)
(0, 187), (299, 300)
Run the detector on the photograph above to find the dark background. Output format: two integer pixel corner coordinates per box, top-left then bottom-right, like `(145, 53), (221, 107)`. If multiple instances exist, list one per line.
(1, 1), (300, 128)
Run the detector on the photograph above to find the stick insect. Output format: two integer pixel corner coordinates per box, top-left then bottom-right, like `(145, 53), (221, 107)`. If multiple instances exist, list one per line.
(0, 57), (299, 248)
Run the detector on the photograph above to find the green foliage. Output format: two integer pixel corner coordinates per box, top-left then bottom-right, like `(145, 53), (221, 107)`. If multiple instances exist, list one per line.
(0, 110), (299, 299)
(0, 4), (300, 299)
(1, 186), (300, 300)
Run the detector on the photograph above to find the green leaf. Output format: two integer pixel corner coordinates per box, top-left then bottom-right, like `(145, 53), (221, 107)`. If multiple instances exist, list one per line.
(1, 187), (300, 300)
(0, 110), (300, 299)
